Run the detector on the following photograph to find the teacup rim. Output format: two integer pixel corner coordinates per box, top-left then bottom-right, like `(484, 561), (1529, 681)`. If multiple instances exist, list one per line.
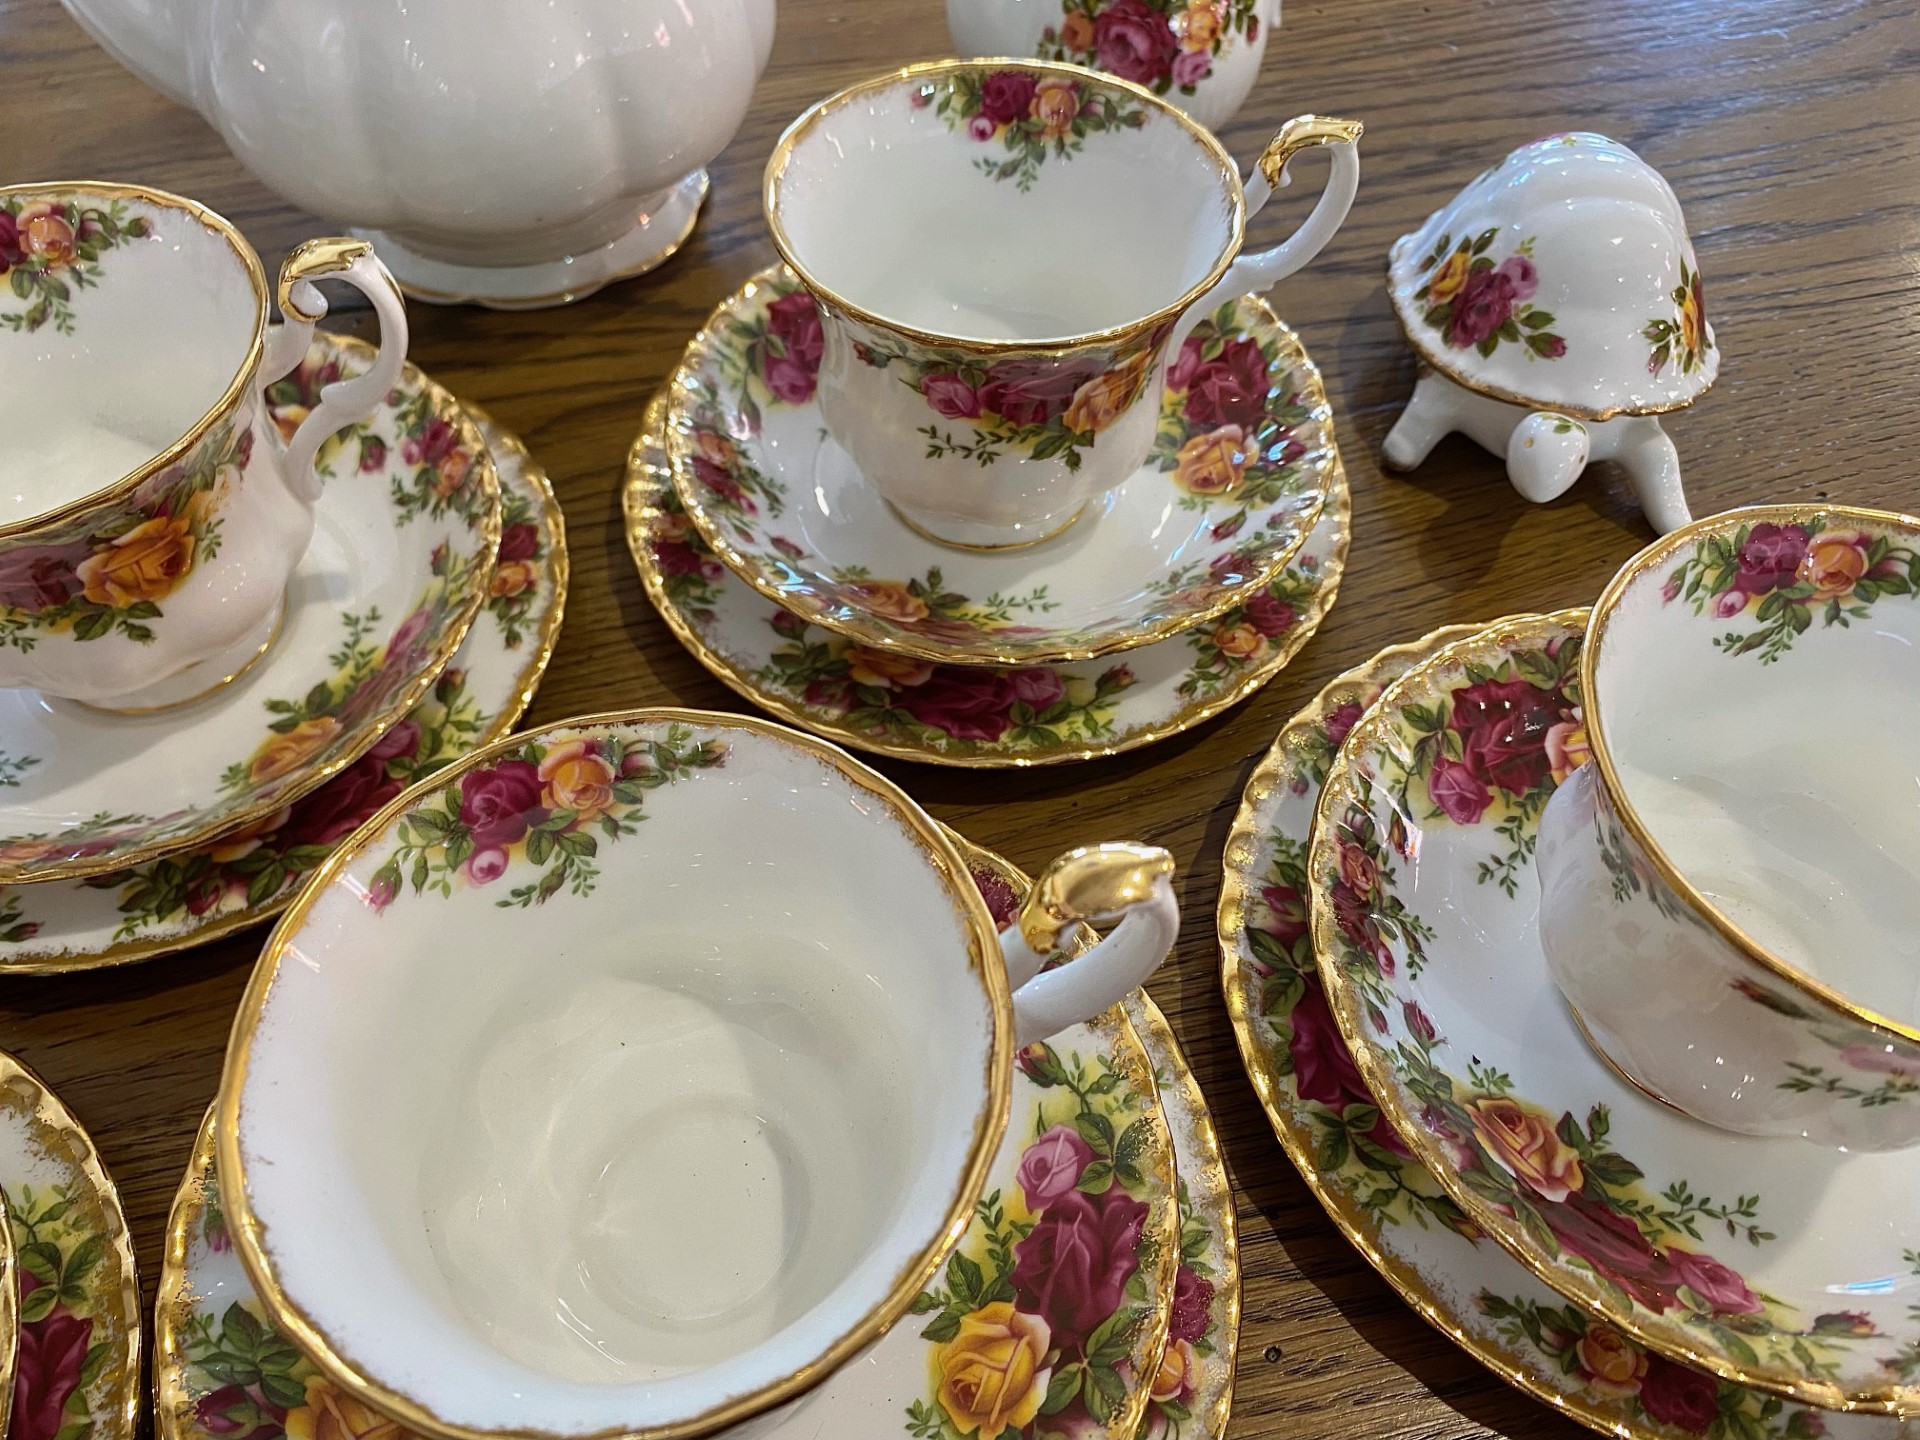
(0, 180), (269, 539)
(214, 706), (1017, 1440)
(1581, 501), (1920, 1047)
(762, 57), (1247, 354)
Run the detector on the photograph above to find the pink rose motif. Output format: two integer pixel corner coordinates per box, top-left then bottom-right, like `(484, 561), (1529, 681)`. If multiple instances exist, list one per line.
(1428, 755), (1492, 825)
(1016, 1124), (1096, 1208)
(692, 456), (752, 512)
(1542, 1195), (1681, 1313)
(1012, 1186), (1149, 1348)
(192, 1384), (278, 1439)
(1637, 1355), (1721, 1434)
(385, 607), (432, 663)
(966, 113), (997, 141)
(359, 435), (388, 473)
(920, 372), (983, 420)
(1169, 1265), (1215, 1343)
(1533, 334), (1568, 358)
(1172, 48), (1212, 86)
(1287, 976), (1411, 1156)
(402, 416), (459, 467)
(1661, 575), (1683, 604)
(1181, 338), (1270, 429)
(1403, 1000), (1439, 1045)
(1668, 1247), (1764, 1316)
(1494, 254), (1539, 301)
(1839, 1043), (1920, 1077)
(465, 846), (510, 885)
(12, 1274), (93, 1440)
(1092, 0), (1178, 85)
(1258, 882), (1307, 947)
(978, 70), (1039, 125)
(1010, 667), (1066, 711)
(1323, 701), (1366, 747)
(1243, 592), (1295, 638)
(0, 540), (91, 613)
(978, 358), (1090, 428)
(1712, 588), (1749, 619)
(1733, 522), (1809, 595)
(458, 759), (545, 850)
(368, 871), (399, 909)
(1166, 336), (1206, 390)
(763, 290), (824, 404)
(1246, 14), (1259, 40)
(1446, 266), (1519, 349)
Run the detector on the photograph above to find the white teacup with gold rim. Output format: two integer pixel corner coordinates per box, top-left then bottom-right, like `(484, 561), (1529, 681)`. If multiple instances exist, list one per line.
(217, 709), (1180, 1440)
(1537, 504), (1920, 1150)
(763, 60), (1359, 549)
(0, 183), (406, 709)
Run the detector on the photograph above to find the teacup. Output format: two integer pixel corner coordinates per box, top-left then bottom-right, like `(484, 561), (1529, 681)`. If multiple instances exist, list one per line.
(217, 710), (1180, 1439)
(0, 183), (407, 709)
(1537, 504), (1920, 1150)
(764, 60), (1359, 549)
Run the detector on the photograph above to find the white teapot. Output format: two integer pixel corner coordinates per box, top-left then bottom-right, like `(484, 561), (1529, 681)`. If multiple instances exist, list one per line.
(63, 0), (776, 309)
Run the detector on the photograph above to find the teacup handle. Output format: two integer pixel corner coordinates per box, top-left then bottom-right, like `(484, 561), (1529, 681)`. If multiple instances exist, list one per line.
(998, 843), (1179, 1046)
(1169, 115), (1364, 350)
(259, 238), (410, 506)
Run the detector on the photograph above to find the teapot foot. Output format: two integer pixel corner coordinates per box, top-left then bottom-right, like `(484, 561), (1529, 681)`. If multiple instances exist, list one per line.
(353, 170), (709, 311)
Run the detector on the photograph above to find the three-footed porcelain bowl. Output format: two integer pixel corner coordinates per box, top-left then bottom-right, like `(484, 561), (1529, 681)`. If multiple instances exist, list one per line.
(1538, 505), (1920, 1150)
(218, 710), (1180, 1440)
(1382, 133), (1719, 534)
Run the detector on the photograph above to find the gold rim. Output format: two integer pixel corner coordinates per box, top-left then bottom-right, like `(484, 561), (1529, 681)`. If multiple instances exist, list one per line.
(215, 708), (1015, 1440)
(1119, 988), (1240, 1440)
(153, 1105), (218, 1440)
(0, 1155), (13, 1440)
(1308, 610), (1919, 1414)
(0, 1048), (143, 1440)
(940, 831), (1181, 1440)
(0, 340), (503, 888)
(0, 182), (269, 536)
(764, 59), (1245, 354)
(628, 390), (1350, 767)
(0, 365), (565, 974)
(663, 268), (1333, 667)
(1581, 503), (1920, 1048)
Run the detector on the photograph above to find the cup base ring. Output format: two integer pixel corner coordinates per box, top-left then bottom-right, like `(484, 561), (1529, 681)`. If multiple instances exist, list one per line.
(886, 499), (1090, 553)
(70, 590), (288, 717)
(1564, 1001), (1693, 1117)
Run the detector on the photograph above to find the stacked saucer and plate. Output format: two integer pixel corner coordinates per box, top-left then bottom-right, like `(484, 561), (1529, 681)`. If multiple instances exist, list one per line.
(0, 181), (569, 1428)
(1221, 503), (1920, 1439)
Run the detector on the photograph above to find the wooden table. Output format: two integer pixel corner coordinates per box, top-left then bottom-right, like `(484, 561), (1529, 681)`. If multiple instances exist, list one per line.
(5, 0), (1917, 1434)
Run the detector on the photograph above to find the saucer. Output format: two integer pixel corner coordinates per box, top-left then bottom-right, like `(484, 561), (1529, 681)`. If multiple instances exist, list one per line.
(628, 392), (1349, 765)
(353, 171), (709, 310)
(1310, 613), (1920, 1413)
(665, 266), (1335, 666)
(1222, 627), (1902, 1439)
(0, 353), (566, 972)
(0, 1049), (142, 1440)
(0, 336), (500, 886)
(155, 831), (1212, 1440)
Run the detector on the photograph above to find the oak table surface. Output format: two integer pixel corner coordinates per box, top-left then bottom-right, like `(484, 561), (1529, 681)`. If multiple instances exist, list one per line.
(5, 0), (1918, 1435)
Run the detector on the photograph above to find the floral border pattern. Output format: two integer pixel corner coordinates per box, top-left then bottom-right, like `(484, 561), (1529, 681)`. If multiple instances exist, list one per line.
(0, 193), (150, 336)
(1644, 258), (1710, 377)
(1035, 1), (1261, 98)
(924, 69), (1151, 191)
(1411, 230), (1566, 360)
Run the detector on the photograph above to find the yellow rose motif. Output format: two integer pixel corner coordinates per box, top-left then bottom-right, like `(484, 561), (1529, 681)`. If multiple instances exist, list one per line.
(489, 559), (538, 599)
(1679, 274), (1704, 355)
(1425, 248), (1472, 305)
(537, 737), (618, 819)
(284, 1377), (411, 1440)
(1468, 1096), (1584, 1203)
(1213, 622), (1262, 659)
(1798, 531), (1869, 601)
(1030, 77), (1083, 139)
(76, 512), (197, 607)
(18, 203), (77, 268)
(936, 1302), (1053, 1437)
(273, 403), (311, 445)
(1178, 1), (1225, 50)
(1173, 424), (1250, 496)
(693, 430), (738, 467)
(1545, 719), (1592, 786)
(843, 579), (930, 625)
(1064, 351), (1152, 435)
(432, 448), (470, 499)
(1150, 1338), (1196, 1402)
(1575, 1323), (1648, 1397)
(1059, 9), (1095, 48)
(847, 646), (935, 688)
(248, 717), (344, 784)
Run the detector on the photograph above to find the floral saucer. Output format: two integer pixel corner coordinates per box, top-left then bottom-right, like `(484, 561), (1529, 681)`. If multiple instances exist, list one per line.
(153, 836), (1241, 1440)
(1309, 613), (1920, 1414)
(1222, 627), (1900, 1440)
(628, 393), (1349, 766)
(0, 1049), (142, 1440)
(0, 345), (566, 972)
(0, 336), (500, 885)
(664, 266), (1335, 666)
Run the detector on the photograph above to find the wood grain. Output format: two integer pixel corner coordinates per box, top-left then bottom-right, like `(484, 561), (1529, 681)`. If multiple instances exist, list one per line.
(3, 0), (1917, 1434)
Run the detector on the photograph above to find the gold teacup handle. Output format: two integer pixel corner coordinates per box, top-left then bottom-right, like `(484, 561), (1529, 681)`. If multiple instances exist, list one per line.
(257, 237), (410, 504)
(1169, 113), (1365, 350)
(1002, 843), (1179, 1046)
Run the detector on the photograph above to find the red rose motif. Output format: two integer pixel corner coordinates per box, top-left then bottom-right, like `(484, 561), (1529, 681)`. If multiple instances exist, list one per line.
(402, 416), (459, 467)
(920, 372), (983, 420)
(458, 759), (545, 850)
(654, 539), (722, 581)
(978, 358), (1092, 428)
(1288, 974), (1372, 1110)
(1172, 47), (1211, 86)
(1181, 338), (1270, 429)
(972, 867), (1021, 928)
(1542, 1194), (1681, 1313)
(1428, 754), (1493, 825)
(1009, 667), (1066, 711)
(1669, 1247), (1764, 1316)
(692, 455), (751, 512)
(1167, 336), (1205, 390)
(1446, 266), (1520, 348)
(0, 210), (24, 270)
(763, 291), (824, 404)
(12, 1274), (94, 1440)
(1403, 1000), (1438, 1045)
(1447, 677), (1568, 796)
(0, 540), (91, 613)
(1322, 701), (1365, 747)
(1733, 522), (1810, 596)
(277, 721), (421, 851)
(1258, 882), (1307, 946)
(359, 435), (389, 473)
(1092, 0), (1178, 85)
(897, 671), (1019, 742)
(1016, 1124), (1096, 1208)
(385, 607), (432, 662)
(978, 69), (1039, 124)
(1637, 1355), (1721, 1434)
(1243, 591), (1295, 638)
(1012, 1186), (1149, 1348)
(1169, 1265), (1215, 1343)
(497, 522), (540, 563)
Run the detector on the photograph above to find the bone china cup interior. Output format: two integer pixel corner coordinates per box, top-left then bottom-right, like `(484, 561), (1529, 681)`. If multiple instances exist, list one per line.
(1537, 504), (1920, 1150)
(764, 61), (1360, 547)
(217, 711), (1179, 1440)
(0, 183), (407, 708)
